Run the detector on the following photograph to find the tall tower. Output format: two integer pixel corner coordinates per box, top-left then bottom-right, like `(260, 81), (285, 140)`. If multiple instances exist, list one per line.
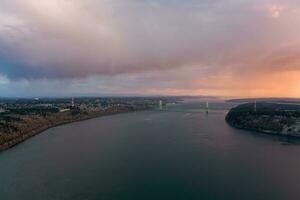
(159, 100), (163, 110)
(206, 101), (209, 114)
(71, 97), (75, 108)
(254, 100), (257, 112)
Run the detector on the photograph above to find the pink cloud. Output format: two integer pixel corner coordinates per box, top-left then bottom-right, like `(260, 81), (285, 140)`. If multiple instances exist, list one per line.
(0, 0), (300, 97)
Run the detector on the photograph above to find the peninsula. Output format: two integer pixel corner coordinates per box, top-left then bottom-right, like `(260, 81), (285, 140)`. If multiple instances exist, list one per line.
(226, 101), (300, 137)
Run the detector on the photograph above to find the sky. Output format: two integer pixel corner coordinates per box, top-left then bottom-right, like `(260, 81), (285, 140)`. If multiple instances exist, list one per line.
(0, 0), (300, 97)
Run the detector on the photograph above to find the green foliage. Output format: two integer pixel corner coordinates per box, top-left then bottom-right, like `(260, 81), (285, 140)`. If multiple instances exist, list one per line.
(226, 102), (300, 133)
(9, 107), (60, 116)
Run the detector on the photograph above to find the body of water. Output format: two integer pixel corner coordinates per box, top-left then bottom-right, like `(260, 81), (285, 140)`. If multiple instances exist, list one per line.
(1, 100), (300, 200)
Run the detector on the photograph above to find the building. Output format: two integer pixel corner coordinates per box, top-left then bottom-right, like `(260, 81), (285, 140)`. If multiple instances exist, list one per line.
(60, 108), (70, 112)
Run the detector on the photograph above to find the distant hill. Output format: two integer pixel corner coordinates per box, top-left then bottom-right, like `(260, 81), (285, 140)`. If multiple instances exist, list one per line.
(227, 98), (300, 104)
(226, 102), (300, 137)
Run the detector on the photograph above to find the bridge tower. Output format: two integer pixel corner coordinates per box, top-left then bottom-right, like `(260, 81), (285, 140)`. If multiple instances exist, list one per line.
(206, 101), (209, 114)
(71, 97), (75, 108)
(159, 100), (163, 110)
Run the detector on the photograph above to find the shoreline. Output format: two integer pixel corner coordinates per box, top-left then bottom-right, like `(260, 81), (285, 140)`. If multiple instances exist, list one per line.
(0, 107), (150, 153)
(226, 119), (300, 139)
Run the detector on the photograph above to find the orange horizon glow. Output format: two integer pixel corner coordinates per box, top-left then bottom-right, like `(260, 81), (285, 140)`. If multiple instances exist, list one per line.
(1, 0), (300, 97)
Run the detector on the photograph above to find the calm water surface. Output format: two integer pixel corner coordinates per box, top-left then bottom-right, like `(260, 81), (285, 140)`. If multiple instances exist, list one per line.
(1, 100), (300, 200)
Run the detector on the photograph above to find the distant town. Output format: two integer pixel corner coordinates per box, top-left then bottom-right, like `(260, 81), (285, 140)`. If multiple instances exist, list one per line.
(0, 97), (180, 152)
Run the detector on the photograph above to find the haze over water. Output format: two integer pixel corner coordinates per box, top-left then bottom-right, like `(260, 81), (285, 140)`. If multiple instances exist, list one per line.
(1, 100), (300, 200)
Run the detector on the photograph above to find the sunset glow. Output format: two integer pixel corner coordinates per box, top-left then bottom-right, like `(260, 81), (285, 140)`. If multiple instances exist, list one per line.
(0, 0), (300, 97)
